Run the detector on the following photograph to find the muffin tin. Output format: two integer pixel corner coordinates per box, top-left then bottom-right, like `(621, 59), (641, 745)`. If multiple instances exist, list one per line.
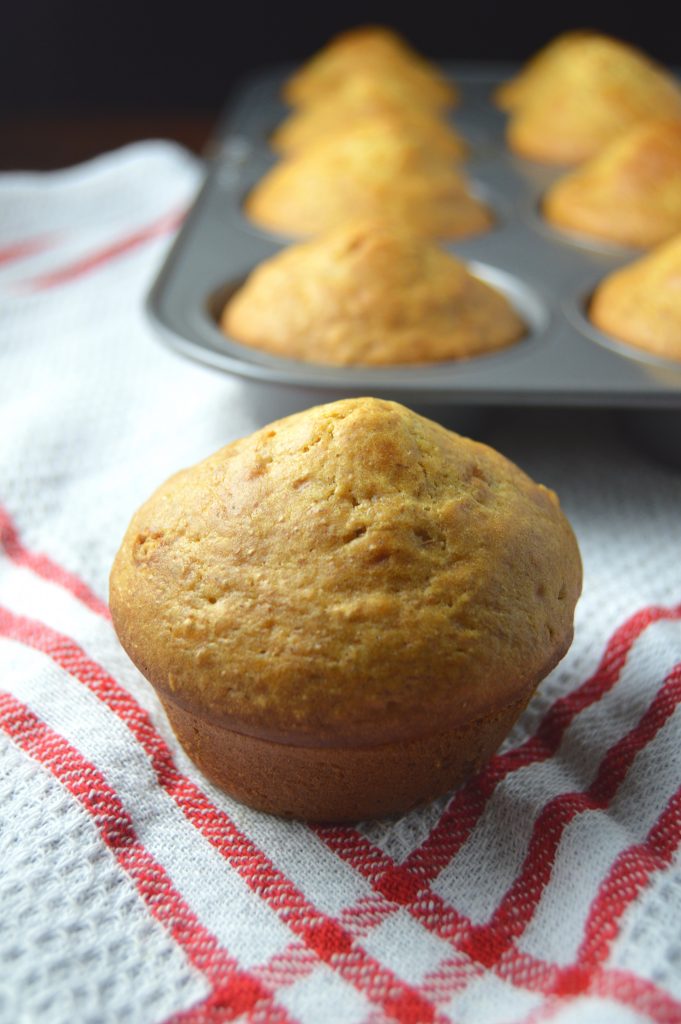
(147, 63), (681, 410)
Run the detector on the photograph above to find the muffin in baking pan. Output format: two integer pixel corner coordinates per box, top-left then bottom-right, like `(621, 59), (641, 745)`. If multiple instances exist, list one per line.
(504, 34), (681, 165)
(271, 75), (468, 158)
(222, 220), (525, 366)
(543, 119), (681, 249)
(494, 29), (598, 111)
(589, 234), (681, 362)
(245, 120), (492, 240)
(270, 108), (467, 165)
(282, 25), (457, 111)
(110, 398), (582, 822)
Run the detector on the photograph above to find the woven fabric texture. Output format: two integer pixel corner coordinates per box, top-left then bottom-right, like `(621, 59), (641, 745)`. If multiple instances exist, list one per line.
(1, 142), (681, 1024)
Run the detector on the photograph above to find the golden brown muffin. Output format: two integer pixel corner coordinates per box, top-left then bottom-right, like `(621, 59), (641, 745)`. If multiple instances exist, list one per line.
(110, 398), (582, 822)
(272, 75), (467, 157)
(589, 233), (681, 361)
(283, 25), (457, 110)
(222, 220), (525, 365)
(245, 122), (492, 240)
(271, 108), (467, 164)
(494, 30), (598, 111)
(542, 120), (681, 248)
(506, 35), (681, 165)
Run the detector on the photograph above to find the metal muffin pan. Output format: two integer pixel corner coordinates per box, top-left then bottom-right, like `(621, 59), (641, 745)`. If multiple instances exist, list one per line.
(147, 63), (681, 410)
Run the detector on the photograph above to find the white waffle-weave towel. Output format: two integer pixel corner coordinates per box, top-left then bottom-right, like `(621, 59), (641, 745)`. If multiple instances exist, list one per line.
(1, 141), (681, 1024)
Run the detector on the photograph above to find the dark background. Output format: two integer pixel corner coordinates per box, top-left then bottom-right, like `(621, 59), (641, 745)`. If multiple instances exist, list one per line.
(1, 0), (678, 114)
(0, 1), (677, 167)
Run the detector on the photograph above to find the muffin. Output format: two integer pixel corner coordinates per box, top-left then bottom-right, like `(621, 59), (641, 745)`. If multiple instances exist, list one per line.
(590, 233), (681, 361)
(109, 398), (582, 822)
(271, 108), (467, 165)
(245, 121), (492, 240)
(494, 30), (598, 111)
(283, 25), (457, 110)
(271, 75), (467, 157)
(222, 220), (525, 365)
(542, 120), (681, 249)
(506, 35), (681, 165)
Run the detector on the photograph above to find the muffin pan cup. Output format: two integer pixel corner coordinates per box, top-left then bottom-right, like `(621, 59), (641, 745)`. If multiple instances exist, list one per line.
(147, 63), (681, 417)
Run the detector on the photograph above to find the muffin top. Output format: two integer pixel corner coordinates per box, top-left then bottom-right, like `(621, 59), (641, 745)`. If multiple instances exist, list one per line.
(494, 30), (598, 111)
(271, 76), (467, 157)
(543, 120), (681, 248)
(245, 121), (492, 240)
(110, 398), (582, 748)
(506, 35), (681, 165)
(590, 233), (681, 361)
(283, 25), (457, 110)
(222, 220), (525, 365)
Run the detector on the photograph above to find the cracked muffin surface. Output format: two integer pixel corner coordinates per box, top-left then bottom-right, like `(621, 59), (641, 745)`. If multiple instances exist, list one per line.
(222, 220), (525, 365)
(110, 398), (582, 749)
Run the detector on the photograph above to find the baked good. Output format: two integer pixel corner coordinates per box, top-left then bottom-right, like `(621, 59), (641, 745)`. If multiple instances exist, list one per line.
(271, 108), (466, 164)
(245, 121), (492, 240)
(494, 30), (597, 111)
(506, 35), (681, 165)
(109, 397), (582, 822)
(283, 25), (457, 110)
(589, 233), (681, 361)
(543, 120), (681, 248)
(222, 219), (525, 365)
(271, 74), (467, 157)
(542, 118), (681, 248)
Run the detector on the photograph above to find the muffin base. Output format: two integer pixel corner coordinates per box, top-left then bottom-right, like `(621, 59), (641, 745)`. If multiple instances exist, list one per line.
(160, 689), (536, 822)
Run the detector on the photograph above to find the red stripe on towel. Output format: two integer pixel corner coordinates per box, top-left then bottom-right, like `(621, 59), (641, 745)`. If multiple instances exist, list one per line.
(0, 606), (443, 1024)
(0, 505), (110, 618)
(0, 690), (294, 1024)
(20, 209), (184, 290)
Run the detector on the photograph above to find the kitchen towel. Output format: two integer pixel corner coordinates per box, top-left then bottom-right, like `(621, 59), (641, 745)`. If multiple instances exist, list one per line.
(1, 141), (681, 1024)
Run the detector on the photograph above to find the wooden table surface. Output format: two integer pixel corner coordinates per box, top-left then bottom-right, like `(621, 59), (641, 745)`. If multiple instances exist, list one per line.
(0, 114), (216, 170)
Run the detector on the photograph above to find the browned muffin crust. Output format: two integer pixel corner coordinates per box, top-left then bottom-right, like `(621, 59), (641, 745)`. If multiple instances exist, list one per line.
(271, 78), (467, 157)
(590, 233), (681, 361)
(283, 25), (457, 111)
(161, 690), (537, 821)
(505, 35), (681, 165)
(494, 30), (598, 111)
(542, 120), (681, 249)
(222, 220), (525, 365)
(110, 399), (581, 751)
(245, 122), (492, 240)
